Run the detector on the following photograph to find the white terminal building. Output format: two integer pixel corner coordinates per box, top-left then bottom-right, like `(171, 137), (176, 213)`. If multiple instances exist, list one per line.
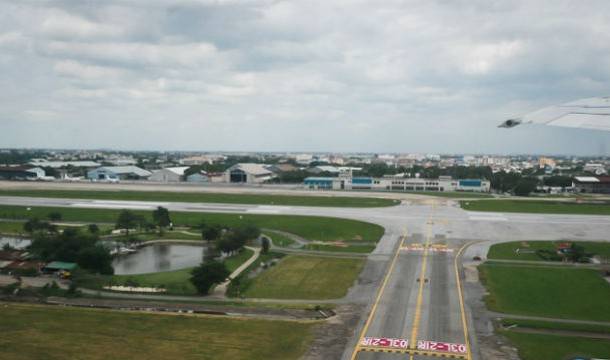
(304, 175), (490, 192)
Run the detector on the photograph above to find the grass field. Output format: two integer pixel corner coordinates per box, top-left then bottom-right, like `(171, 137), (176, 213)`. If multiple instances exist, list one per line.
(410, 191), (493, 198)
(0, 204), (385, 243)
(501, 331), (610, 360)
(0, 220), (27, 234)
(108, 230), (203, 243)
(479, 264), (610, 321)
(243, 255), (364, 300)
(461, 199), (610, 215)
(0, 188), (398, 208)
(488, 240), (610, 261)
(77, 248), (254, 295)
(0, 302), (314, 360)
(303, 243), (376, 253)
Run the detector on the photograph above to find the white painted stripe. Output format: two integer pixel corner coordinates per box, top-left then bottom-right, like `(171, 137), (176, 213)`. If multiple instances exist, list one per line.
(246, 209), (280, 214)
(468, 216), (508, 222)
(70, 203), (155, 210)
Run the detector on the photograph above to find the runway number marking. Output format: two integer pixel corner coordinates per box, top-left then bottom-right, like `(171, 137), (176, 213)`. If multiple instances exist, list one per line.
(417, 340), (467, 354)
(360, 337), (409, 349)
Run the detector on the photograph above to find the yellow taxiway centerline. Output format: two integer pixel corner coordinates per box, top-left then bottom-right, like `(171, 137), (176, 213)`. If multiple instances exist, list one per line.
(408, 215), (433, 355)
(454, 241), (476, 360)
(350, 228), (408, 360)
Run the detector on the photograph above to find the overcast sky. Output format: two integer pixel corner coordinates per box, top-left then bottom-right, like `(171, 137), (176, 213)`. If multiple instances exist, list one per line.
(1, 0), (610, 155)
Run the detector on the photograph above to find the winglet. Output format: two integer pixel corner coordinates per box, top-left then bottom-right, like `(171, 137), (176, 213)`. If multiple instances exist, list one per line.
(498, 118), (522, 128)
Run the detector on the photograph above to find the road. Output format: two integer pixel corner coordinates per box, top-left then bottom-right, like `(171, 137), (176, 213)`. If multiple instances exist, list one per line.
(1, 193), (610, 360)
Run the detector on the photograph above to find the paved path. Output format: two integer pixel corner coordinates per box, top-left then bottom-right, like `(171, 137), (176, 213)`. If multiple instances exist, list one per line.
(211, 246), (260, 298)
(263, 228), (309, 247)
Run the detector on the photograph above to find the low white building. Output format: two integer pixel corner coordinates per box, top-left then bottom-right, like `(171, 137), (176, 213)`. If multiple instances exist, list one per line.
(304, 175), (490, 192)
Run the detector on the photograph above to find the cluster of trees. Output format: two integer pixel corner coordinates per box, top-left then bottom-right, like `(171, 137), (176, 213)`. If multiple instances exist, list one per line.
(115, 206), (172, 236)
(190, 222), (262, 294)
(22, 212), (65, 233)
(189, 261), (230, 294)
(29, 228), (113, 275)
(0, 150), (46, 165)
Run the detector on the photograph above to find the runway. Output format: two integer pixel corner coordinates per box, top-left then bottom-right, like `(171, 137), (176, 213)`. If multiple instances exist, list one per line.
(1, 193), (609, 360)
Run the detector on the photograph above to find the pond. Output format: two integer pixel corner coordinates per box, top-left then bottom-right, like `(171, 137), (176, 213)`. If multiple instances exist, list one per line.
(0, 237), (31, 250)
(112, 244), (206, 275)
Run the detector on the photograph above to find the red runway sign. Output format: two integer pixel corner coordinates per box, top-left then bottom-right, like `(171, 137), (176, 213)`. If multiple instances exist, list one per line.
(361, 337), (409, 349)
(417, 340), (467, 354)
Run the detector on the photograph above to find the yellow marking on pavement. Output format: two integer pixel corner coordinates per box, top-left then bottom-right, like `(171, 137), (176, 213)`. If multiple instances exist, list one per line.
(350, 228), (408, 360)
(409, 216), (432, 349)
(454, 241), (476, 360)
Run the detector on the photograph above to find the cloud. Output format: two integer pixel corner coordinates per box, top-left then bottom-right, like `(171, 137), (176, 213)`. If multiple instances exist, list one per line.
(0, 0), (610, 154)
(54, 60), (125, 79)
(40, 9), (124, 39)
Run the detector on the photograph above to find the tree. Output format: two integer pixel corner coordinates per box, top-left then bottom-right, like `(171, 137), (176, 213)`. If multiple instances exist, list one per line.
(215, 232), (238, 254)
(115, 210), (139, 236)
(77, 245), (114, 275)
(152, 206), (171, 232)
(23, 218), (51, 233)
(47, 211), (62, 222)
(514, 178), (539, 196)
(234, 224), (261, 242)
(88, 224), (99, 234)
(190, 261), (230, 294)
(201, 223), (222, 243)
(568, 243), (586, 263)
(261, 237), (270, 254)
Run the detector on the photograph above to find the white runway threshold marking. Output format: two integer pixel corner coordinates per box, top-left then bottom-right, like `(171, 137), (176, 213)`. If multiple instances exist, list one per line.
(245, 205), (291, 214)
(467, 212), (507, 222)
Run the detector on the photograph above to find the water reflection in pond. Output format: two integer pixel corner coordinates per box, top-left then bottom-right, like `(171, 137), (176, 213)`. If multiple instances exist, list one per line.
(0, 237), (31, 250)
(112, 244), (205, 275)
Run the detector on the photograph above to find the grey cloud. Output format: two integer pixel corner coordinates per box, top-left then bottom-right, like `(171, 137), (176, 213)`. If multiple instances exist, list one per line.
(1, 0), (610, 155)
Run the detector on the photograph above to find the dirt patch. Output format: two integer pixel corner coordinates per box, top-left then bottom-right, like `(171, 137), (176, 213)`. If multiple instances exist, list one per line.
(303, 304), (364, 360)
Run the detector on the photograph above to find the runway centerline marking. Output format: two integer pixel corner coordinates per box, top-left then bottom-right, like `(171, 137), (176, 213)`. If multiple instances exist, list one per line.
(409, 211), (433, 353)
(349, 228), (408, 360)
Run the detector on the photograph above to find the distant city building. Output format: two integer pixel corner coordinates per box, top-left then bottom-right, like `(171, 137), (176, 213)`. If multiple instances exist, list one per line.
(224, 163), (276, 184)
(573, 176), (610, 194)
(106, 158), (137, 166)
(179, 155), (224, 166)
(583, 163), (607, 175)
(538, 157), (557, 169)
(149, 167), (189, 182)
(295, 154), (313, 165)
(307, 166), (362, 175)
(28, 160), (101, 169)
(87, 166), (151, 181)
